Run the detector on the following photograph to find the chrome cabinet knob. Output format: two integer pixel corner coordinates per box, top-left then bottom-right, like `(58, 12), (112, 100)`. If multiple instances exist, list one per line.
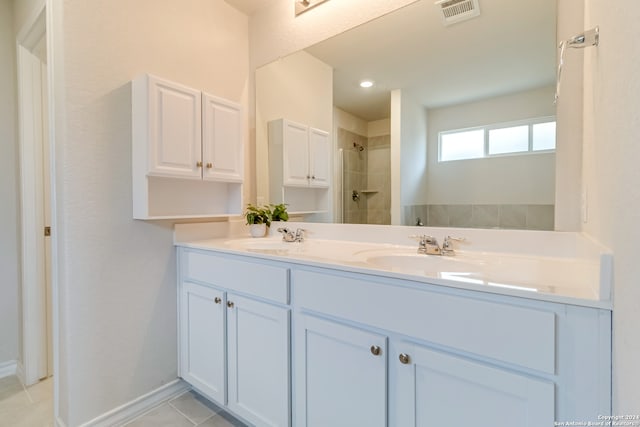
(214, 297), (222, 304)
(370, 345), (381, 356)
(399, 353), (410, 364)
(227, 301), (234, 308)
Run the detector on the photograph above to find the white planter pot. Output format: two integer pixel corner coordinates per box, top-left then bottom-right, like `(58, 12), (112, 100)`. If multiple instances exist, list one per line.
(249, 223), (267, 238)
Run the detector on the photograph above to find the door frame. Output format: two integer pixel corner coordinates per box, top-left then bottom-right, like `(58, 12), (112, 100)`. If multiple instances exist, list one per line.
(15, 1), (53, 387)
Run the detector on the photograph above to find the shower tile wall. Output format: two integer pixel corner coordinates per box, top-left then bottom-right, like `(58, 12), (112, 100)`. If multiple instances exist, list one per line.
(339, 128), (391, 225)
(366, 135), (391, 225)
(402, 204), (554, 230)
(339, 128), (368, 224)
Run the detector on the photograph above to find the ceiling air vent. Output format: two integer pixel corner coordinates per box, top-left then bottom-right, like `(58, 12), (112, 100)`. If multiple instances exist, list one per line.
(435, 0), (480, 26)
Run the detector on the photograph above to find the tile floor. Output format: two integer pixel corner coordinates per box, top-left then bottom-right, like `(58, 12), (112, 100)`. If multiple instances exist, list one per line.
(0, 375), (53, 427)
(123, 390), (248, 427)
(0, 375), (247, 427)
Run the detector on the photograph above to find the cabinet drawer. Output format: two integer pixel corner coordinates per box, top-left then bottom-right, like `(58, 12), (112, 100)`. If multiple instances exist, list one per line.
(292, 269), (555, 374)
(183, 249), (289, 304)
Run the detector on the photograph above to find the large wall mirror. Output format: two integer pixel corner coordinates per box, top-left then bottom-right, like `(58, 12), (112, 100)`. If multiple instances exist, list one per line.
(256, 0), (561, 230)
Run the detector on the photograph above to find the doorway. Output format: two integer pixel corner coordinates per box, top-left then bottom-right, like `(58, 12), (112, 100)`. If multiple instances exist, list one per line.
(16, 5), (53, 386)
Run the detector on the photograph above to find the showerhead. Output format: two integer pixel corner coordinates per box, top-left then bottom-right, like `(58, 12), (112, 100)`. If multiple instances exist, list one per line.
(353, 142), (365, 152)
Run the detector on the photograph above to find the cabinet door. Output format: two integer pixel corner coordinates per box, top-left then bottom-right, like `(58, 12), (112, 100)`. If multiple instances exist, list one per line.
(179, 282), (226, 404)
(147, 76), (202, 179)
(294, 314), (387, 427)
(390, 341), (555, 427)
(308, 128), (330, 188)
(282, 120), (310, 187)
(202, 94), (243, 182)
(227, 293), (290, 427)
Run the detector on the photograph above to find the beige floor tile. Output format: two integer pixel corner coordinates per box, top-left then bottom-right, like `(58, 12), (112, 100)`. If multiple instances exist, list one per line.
(0, 386), (32, 412)
(196, 413), (240, 427)
(26, 377), (53, 403)
(124, 403), (195, 427)
(169, 391), (217, 424)
(0, 398), (53, 427)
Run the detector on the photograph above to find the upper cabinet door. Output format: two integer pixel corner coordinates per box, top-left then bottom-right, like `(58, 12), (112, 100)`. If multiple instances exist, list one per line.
(147, 75), (202, 179)
(308, 128), (330, 188)
(282, 120), (310, 187)
(202, 94), (243, 183)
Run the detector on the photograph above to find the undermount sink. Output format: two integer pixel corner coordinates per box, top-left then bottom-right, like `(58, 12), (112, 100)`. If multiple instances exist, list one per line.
(361, 249), (486, 274)
(365, 253), (482, 273)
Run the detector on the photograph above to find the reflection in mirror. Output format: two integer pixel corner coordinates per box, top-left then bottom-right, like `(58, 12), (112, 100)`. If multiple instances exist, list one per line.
(256, 0), (557, 229)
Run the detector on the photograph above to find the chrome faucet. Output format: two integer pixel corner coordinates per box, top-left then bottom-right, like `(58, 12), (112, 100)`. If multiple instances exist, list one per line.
(410, 235), (442, 255)
(441, 236), (465, 256)
(410, 235), (465, 256)
(277, 227), (306, 243)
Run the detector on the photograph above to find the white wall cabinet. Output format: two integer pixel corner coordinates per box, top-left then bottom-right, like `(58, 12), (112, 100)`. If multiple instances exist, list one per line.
(269, 119), (330, 214)
(132, 74), (243, 219)
(202, 94), (243, 183)
(179, 250), (290, 427)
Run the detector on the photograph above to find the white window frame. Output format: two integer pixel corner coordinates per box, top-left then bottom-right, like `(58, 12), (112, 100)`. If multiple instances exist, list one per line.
(438, 116), (556, 162)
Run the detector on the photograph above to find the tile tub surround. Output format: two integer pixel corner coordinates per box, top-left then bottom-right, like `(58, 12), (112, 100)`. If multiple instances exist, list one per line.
(174, 221), (613, 308)
(403, 203), (555, 230)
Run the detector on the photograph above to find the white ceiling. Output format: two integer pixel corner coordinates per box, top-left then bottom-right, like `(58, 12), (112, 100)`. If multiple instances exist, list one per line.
(225, 0), (274, 15)
(305, 0), (557, 121)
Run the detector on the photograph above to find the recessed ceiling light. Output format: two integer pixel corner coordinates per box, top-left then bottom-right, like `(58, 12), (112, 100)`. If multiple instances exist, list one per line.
(359, 80), (374, 88)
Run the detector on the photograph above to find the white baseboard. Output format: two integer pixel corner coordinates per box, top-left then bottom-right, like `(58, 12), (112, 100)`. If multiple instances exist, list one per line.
(0, 360), (17, 379)
(78, 379), (190, 427)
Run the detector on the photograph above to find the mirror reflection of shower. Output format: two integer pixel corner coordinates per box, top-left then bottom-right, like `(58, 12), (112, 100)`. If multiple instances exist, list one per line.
(337, 125), (391, 225)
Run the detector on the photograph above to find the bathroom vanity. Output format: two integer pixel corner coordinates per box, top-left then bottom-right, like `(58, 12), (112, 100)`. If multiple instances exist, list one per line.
(175, 223), (612, 427)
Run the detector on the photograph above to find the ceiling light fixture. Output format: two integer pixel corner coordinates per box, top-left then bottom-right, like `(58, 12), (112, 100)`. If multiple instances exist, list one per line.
(295, 0), (330, 16)
(359, 80), (374, 88)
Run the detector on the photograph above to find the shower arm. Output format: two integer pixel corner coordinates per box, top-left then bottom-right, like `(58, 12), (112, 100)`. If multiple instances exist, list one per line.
(555, 26), (599, 104)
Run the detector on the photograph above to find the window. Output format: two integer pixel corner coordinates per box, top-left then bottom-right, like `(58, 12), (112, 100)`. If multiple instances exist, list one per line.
(439, 117), (556, 162)
(440, 129), (484, 161)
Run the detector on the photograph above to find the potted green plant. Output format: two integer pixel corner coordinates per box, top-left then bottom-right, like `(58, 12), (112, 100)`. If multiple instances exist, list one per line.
(244, 204), (270, 237)
(269, 203), (289, 223)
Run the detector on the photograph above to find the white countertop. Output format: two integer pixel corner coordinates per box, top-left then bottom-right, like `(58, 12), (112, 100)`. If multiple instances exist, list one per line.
(175, 222), (613, 309)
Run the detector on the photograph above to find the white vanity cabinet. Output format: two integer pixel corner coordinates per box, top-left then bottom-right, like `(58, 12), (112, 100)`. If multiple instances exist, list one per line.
(268, 119), (330, 213)
(177, 244), (611, 427)
(389, 340), (554, 427)
(294, 314), (387, 427)
(178, 249), (290, 427)
(132, 74), (243, 219)
(180, 282), (226, 403)
(291, 268), (610, 427)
